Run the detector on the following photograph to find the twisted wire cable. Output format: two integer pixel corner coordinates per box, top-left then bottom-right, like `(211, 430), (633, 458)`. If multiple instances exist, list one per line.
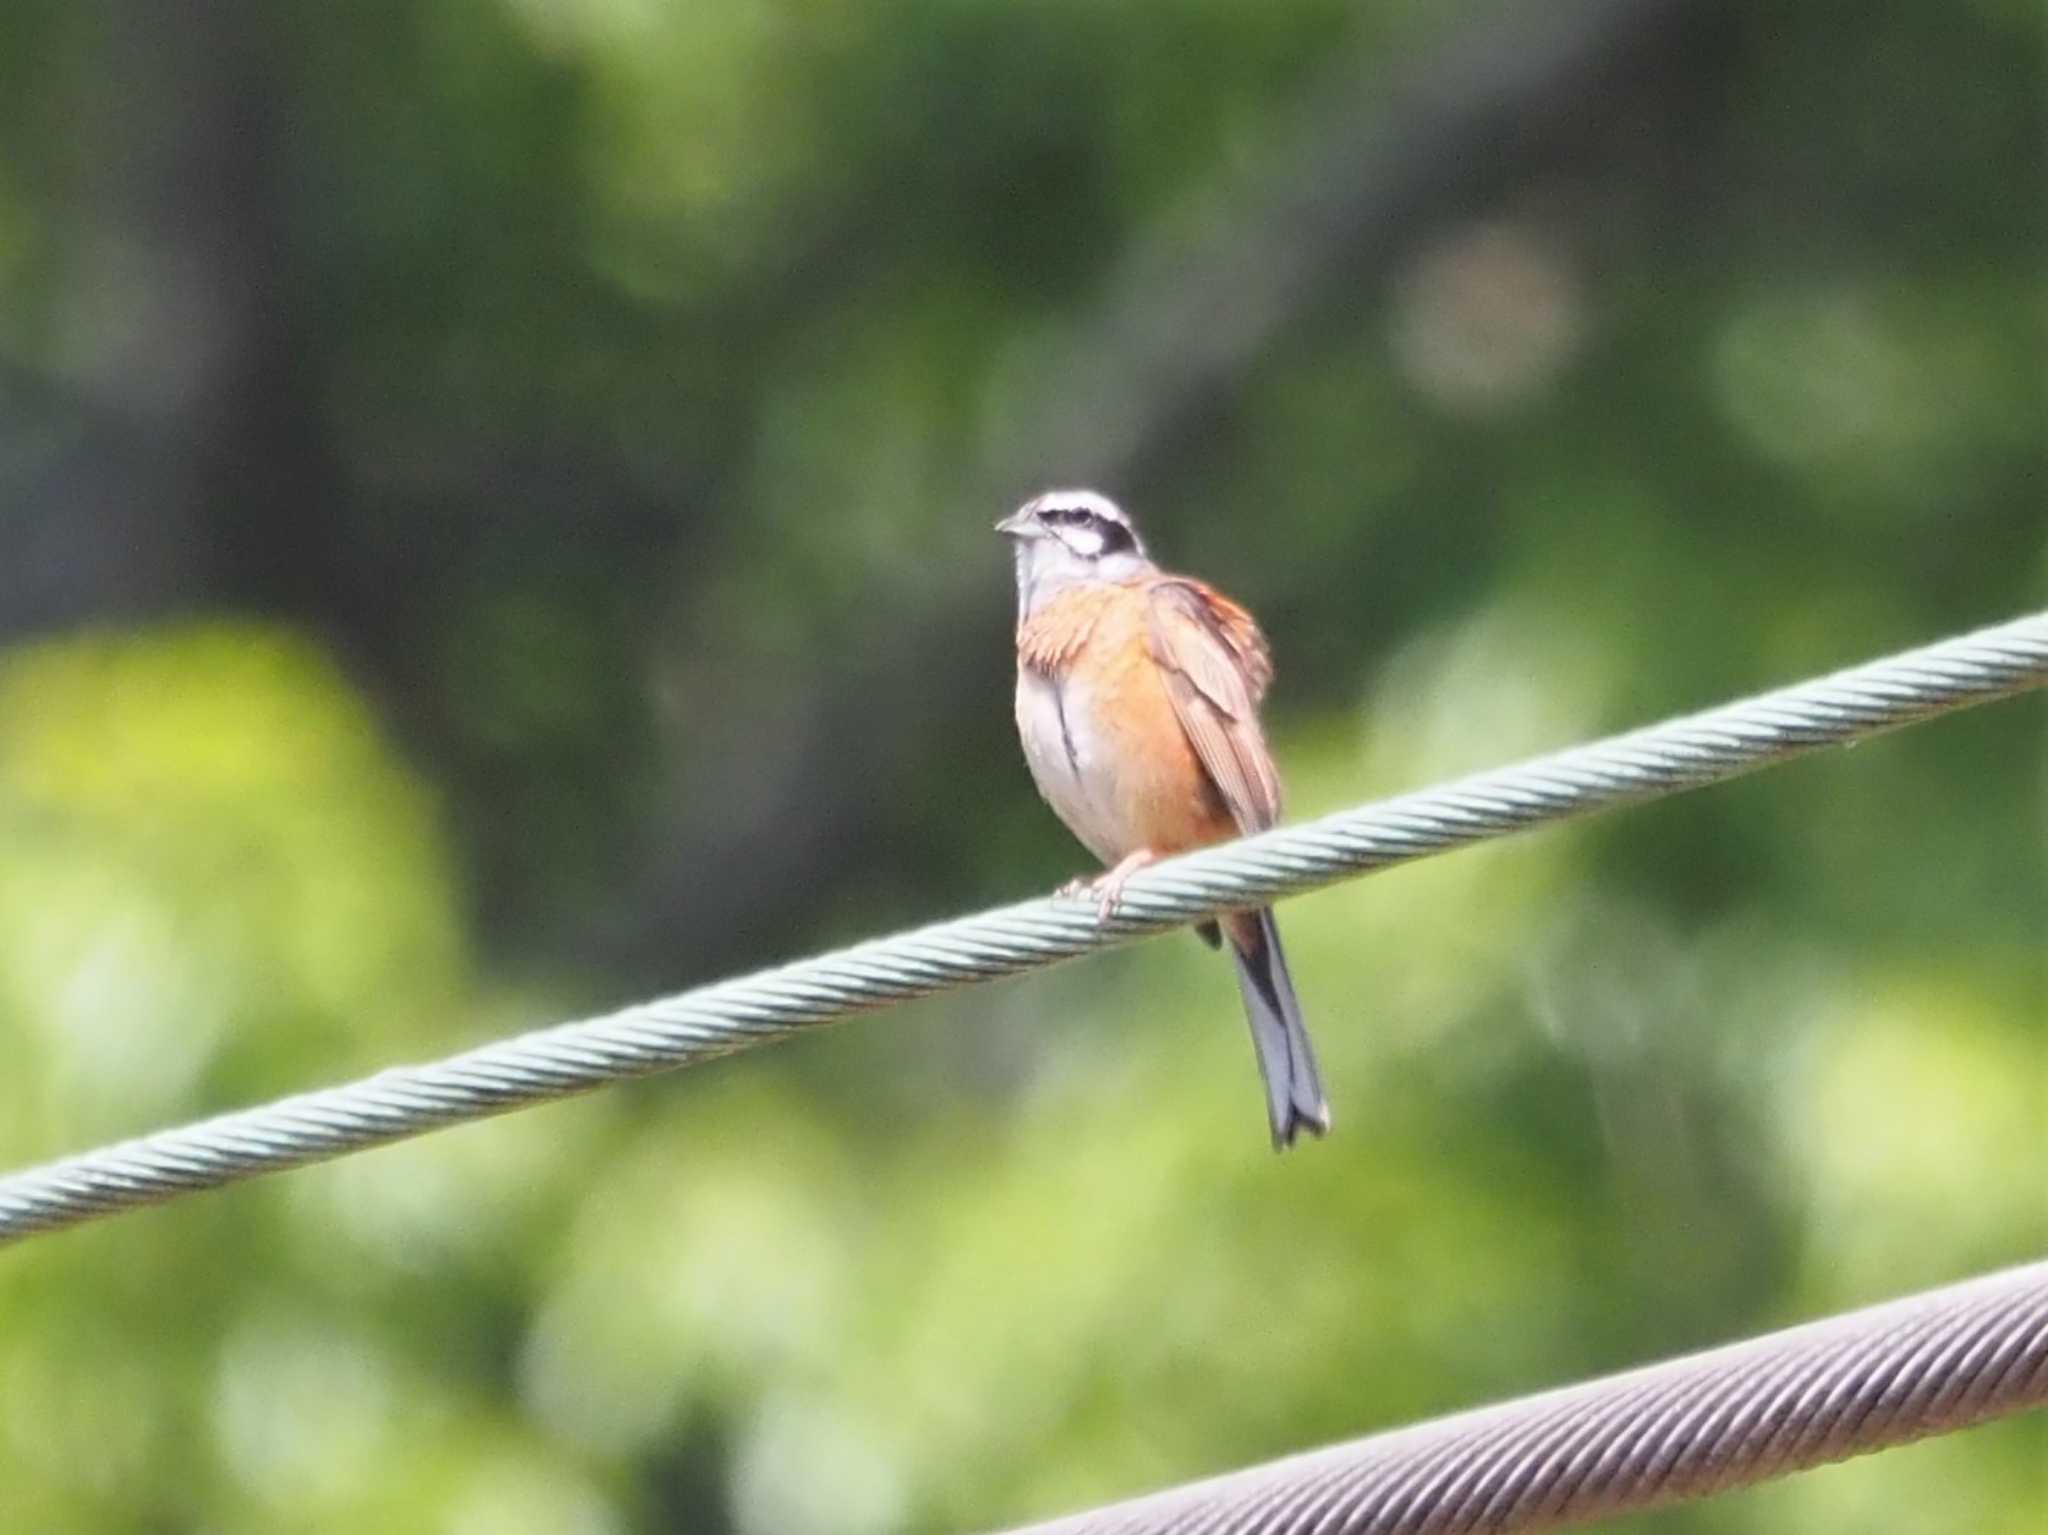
(0, 611), (2043, 1247)
(992, 1259), (2048, 1535)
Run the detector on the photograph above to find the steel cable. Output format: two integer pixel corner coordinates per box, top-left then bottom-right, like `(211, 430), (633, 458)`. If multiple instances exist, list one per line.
(990, 1260), (2048, 1535)
(0, 611), (2043, 1246)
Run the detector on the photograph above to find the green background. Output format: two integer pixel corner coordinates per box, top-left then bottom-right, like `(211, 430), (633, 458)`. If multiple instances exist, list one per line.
(0, 1), (2041, 1531)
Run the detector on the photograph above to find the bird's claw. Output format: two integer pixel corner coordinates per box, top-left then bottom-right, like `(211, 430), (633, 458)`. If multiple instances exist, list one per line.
(1057, 851), (1159, 923)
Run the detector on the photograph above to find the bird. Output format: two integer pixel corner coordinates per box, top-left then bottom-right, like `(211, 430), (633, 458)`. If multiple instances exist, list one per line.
(996, 488), (1330, 1149)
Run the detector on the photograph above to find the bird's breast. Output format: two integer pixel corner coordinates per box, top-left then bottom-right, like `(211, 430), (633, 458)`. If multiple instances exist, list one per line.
(1015, 588), (1235, 863)
(1015, 665), (1121, 864)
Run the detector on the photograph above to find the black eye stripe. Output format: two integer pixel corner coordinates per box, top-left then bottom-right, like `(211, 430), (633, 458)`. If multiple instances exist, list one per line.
(1045, 506), (1117, 530)
(1033, 501), (1137, 555)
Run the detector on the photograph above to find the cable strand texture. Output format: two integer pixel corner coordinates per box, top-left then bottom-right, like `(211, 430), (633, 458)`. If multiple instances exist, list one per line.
(0, 611), (2043, 1245)
(990, 1261), (2048, 1535)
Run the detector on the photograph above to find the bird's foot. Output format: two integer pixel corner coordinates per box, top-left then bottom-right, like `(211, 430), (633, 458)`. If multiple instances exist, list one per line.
(1084, 849), (1159, 922)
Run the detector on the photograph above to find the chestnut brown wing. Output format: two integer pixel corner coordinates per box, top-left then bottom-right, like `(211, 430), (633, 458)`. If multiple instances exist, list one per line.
(1143, 579), (1282, 835)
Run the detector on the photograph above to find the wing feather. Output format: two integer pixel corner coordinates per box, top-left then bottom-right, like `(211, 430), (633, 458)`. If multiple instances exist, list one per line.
(1144, 580), (1282, 834)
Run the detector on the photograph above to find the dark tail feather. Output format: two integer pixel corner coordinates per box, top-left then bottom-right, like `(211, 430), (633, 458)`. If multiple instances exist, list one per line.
(1224, 909), (1330, 1150)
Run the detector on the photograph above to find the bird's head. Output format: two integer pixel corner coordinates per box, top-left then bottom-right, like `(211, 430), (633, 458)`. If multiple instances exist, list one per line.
(995, 489), (1152, 610)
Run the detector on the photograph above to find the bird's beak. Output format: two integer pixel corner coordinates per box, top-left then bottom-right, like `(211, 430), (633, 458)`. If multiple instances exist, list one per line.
(994, 508), (1036, 538)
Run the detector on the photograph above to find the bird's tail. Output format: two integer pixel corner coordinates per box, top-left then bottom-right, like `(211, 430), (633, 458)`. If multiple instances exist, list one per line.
(1223, 909), (1330, 1150)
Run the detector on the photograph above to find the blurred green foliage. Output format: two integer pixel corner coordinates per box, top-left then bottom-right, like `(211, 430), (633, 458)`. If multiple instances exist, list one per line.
(0, 0), (2041, 1531)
